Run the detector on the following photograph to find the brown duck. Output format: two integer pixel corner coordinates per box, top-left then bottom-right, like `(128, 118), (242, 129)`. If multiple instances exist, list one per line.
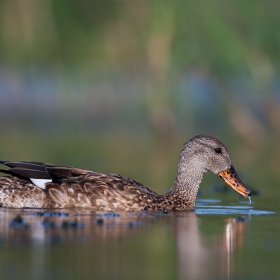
(0, 135), (251, 211)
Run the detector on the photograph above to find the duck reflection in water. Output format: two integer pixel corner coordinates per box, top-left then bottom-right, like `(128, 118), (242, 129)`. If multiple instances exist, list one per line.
(173, 212), (246, 280)
(0, 209), (247, 280)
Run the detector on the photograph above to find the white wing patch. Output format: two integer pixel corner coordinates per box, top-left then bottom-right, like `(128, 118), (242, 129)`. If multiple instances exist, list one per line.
(30, 178), (52, 189)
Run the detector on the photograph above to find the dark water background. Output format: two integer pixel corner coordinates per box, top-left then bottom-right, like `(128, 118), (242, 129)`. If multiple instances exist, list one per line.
(0, 196), (277, 280)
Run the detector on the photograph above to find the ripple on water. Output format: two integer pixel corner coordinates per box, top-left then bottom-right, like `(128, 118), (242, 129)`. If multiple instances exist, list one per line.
(195, 198), (275, 215)
(195, 206), (275, 215)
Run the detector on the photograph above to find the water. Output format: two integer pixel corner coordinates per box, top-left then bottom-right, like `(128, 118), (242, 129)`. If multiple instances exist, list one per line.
(0, 196), (278, 280)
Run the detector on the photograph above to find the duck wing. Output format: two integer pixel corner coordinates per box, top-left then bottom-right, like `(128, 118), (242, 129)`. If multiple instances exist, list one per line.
(0, 161), (158, 210)
(0, 160), (87, 181)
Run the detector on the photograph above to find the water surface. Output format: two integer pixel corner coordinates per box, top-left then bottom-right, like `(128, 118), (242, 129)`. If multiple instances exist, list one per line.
(0, 196), (278, 280)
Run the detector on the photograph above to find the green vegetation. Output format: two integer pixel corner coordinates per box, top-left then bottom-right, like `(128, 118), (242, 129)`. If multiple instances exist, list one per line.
(0, 1), (280, 195)
(1, 1), (280, 73)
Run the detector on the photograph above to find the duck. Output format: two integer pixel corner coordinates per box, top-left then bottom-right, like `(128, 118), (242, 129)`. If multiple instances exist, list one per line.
(0, 134), (251, 211)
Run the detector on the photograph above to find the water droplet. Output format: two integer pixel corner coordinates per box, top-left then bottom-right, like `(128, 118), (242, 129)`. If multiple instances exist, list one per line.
(248, 196), (251, 205)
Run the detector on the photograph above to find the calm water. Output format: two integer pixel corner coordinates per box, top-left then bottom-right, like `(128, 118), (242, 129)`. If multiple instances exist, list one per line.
(0, 194), (278, 280)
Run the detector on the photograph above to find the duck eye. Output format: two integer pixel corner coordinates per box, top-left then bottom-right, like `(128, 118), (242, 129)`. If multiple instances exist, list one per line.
(214, 148), (222, 154)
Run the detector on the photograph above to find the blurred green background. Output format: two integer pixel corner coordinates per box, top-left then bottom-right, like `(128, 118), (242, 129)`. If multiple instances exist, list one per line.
(0, 0), (279, 196)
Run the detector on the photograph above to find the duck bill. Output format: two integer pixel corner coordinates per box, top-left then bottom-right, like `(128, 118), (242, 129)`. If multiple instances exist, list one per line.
(218, 166), (251, 198)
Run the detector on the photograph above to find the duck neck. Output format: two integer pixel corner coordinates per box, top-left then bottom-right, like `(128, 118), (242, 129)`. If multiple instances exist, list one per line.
(165, 156), (205, 210)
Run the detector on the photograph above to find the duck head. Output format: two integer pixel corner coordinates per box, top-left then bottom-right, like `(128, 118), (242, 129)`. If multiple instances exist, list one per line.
(182, 134), (251, 199)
